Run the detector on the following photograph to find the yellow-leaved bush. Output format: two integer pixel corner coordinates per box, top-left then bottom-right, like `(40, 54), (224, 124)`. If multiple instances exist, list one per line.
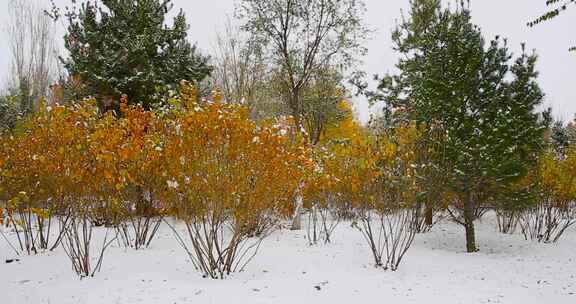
(518, 148), (576, 243)
(0, 82), (438, 276)
(302, 116), (428, 270)
(334, 122), (426, 271)
(0, 83), (308, 278)
(300, 100), (374, 245)
(89, 95), (168, 249)
(158, 84), (307, 279)
(0, 101), (97, 255)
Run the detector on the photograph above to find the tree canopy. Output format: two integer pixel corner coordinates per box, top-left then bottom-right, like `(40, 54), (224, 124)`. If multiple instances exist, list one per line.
(57, 0), (212, 112)
(376, 0), (550, 252)
(237, 0), (370, 130)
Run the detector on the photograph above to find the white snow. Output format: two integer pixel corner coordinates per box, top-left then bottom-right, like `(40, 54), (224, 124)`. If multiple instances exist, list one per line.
(1, 212), (575, 304)
(166, 180), (179, 189)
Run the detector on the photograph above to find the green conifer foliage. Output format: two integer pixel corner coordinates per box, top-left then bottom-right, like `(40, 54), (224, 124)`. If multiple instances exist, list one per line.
(59, 0), (212, 111)
(377, 0), (549, 252)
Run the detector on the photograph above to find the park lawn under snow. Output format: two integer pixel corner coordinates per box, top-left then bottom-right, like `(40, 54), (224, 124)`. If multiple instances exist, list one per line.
(1, 212), (575, 304)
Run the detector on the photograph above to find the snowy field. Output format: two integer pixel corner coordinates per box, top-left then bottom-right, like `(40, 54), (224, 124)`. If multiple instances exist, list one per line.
(1, 212), (575, 304)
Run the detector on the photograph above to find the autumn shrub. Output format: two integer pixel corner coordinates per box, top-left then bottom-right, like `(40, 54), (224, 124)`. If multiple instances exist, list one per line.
(0, 83), (307, 278)
(0, 80), (437, 276)
(519, 150), (576, 243)
(302, 141), (367, 245)
(349, 123), (424, 271)
(301, 101), (372, 245)
(0, 99), (135, 277)
(159, 85), (305, 279)
(301, 147), (340, 245)
(61, 198), (118, 278)
(0, 99), (122, 277)
(89, 97), (167, 249)
(0, 102), (97, 255)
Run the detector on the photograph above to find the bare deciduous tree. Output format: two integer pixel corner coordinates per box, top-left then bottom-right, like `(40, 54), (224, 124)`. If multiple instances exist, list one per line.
(6, 0), (59, 112)
(237, 0), (370, 128)
(301, 67), (347, 145)
(212, 19), (284, 120)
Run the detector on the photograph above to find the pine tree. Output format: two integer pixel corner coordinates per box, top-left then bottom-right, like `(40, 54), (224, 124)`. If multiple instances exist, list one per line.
(57, 0), (212, 112)
(377, 0), (549, 252)
(0, 95), (21, 131)
(550, 121), (569, 153)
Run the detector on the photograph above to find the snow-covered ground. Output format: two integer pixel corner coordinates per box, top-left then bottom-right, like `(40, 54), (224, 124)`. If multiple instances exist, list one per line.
(1, 213), (575, 304)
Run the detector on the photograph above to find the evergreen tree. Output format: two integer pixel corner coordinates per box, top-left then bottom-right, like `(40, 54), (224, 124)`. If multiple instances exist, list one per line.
(0, 95), (20, 131)
(550, 120), (570, 153)
(566, 118), (576, 144)
(377, 0), (549, 252)
(0, 82), (38, 132)
(56, 0), (212, 112)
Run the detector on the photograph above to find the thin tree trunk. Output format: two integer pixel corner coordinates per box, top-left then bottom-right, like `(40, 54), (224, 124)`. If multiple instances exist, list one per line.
(288, 90), (303, 131)
(290, 194), (303, 230)
(425, 202), (433, 226)
(463, 188), (477, 253)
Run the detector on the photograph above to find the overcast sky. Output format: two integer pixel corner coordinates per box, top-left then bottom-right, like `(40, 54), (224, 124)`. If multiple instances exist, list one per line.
(0, 0), (574, 123)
